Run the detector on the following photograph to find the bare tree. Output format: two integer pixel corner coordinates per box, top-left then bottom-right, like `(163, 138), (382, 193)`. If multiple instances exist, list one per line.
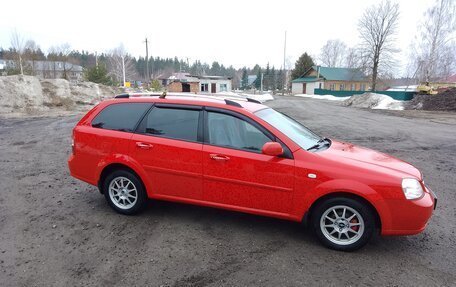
(358, 0), (400, 90)
(345, 47), (372, 77)
(107, 44), (137, 85)
(10, 30), (26, 75)
(345, 48), (358, 69)
(412, 0), (456, 81)
(24, 40), (45, 75)
(47, 43), (75, 79)
(319, 39), (347, 67)
(438, 44), (456, 79)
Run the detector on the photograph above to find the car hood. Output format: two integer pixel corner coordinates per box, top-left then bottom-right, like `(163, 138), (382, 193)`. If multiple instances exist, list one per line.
(319, 140), (422, 180)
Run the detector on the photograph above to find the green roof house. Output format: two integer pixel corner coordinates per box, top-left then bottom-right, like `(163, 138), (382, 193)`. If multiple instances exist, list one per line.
(291, 66), (369, 95)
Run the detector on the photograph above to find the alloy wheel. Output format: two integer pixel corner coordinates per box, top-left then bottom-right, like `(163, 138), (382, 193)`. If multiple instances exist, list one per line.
(320, 205), (365, 246)
(108, 176), (138, 210)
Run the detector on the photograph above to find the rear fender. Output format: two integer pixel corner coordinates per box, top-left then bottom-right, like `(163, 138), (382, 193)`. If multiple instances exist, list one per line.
(95, 154), (153, 197)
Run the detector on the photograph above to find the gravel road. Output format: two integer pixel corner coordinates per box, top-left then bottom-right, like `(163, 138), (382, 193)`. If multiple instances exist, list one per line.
(1, 96), (455, 286)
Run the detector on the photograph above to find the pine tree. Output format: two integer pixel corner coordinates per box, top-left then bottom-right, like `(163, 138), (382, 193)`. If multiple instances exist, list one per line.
(150, 79), (162, 91)
(255, 68), (262, 89)
(271, 66), (276, 91)
(291, 52), (314, 80)
(241, 68), (248, 90)
(252, 64), (261, 75)
(211, 61), (221, 75)
(277, 69), (283, 90)
(264, 63), (270, 90)
(84, 63), (111, 85)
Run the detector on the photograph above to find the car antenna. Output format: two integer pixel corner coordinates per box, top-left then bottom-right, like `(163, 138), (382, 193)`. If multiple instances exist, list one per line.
(159, 91), (167, 99)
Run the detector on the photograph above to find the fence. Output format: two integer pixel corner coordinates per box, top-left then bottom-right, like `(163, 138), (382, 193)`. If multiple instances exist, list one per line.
(314, 89), (415, 101)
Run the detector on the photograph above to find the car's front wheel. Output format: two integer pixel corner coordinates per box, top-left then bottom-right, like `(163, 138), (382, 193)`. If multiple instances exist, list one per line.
(312, 197), (375, 251)
(103, 169), (147, 215)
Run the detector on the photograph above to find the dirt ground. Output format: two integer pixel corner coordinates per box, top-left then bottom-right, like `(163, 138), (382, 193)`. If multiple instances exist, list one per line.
(1, 96), (455, 286)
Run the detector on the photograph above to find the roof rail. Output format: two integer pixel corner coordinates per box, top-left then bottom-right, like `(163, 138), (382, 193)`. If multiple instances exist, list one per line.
(224, 99), (243, 107)
(114, 92), (252, 109)
(246, 97), (261, 104)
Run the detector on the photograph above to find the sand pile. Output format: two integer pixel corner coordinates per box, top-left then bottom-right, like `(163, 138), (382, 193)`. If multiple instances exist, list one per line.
(0, 75), (121, 116)
(405, 88), (456, 112)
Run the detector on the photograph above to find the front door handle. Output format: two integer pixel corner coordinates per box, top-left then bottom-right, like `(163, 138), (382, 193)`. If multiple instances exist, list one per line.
(136, 142), (153, 149)
(210, 154), (230, 161)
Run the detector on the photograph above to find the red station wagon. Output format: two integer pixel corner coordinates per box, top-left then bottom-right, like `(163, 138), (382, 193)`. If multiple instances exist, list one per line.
(68, 93), (436, 251)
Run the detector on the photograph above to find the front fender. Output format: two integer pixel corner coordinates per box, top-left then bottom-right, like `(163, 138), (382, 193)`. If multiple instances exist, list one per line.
(301, 179), (393, 232)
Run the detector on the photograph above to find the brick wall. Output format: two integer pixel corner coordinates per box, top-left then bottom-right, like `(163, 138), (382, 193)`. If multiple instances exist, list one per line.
(166, 81), (199, 93)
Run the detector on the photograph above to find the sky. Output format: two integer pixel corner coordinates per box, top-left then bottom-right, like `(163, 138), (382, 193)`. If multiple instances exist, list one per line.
(0, 0), (437, 73)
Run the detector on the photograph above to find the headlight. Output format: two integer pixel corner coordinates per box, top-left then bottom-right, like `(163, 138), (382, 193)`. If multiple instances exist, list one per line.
(402, 178), (424, 200)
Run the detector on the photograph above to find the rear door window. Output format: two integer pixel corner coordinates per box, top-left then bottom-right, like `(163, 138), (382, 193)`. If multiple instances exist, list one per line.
(144, 107), (200, 142)
(92, 103), (151, 132)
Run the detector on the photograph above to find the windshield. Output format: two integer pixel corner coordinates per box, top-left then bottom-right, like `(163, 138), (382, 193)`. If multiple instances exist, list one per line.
(255, 108), (321, 150)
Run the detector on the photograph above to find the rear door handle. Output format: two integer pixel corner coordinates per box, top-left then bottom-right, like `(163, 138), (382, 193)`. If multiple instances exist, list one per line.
(210, 154), (230, 161)
(136, 142), (153, 149)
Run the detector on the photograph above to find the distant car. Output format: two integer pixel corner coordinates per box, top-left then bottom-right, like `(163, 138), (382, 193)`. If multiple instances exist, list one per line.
(68, 93), (436, 251)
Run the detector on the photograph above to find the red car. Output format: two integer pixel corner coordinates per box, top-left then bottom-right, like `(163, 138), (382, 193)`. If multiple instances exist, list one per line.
(68, 93), (436, 251)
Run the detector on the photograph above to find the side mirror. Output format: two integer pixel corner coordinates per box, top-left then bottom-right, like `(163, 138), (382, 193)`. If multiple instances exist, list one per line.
(262, 142), (283, 156)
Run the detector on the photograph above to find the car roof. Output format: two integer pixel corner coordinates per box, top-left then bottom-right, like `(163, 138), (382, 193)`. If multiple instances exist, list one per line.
(104, 93), (268, 113)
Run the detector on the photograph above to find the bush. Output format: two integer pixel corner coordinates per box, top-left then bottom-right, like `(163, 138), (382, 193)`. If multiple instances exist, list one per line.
(84, 64), (111, 85)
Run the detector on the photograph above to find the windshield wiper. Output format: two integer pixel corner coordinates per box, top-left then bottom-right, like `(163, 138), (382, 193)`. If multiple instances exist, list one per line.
(307, 137), (330, 151)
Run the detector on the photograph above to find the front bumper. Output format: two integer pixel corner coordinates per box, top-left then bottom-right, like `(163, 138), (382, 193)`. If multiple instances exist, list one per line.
(381, 185), (436, 236)
(428, 187), (437, 210)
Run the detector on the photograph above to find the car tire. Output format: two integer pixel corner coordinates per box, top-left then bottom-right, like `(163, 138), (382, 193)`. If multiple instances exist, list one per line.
(312, 197), (375, 251)
(102, 169), (147, 215)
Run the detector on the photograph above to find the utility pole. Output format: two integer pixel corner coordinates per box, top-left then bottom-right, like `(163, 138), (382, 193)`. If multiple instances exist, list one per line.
(260, 72), (264, 92)
(122, 55), (126, 87)
(144, 37), (149, 83)
(282, 31), (287, 96)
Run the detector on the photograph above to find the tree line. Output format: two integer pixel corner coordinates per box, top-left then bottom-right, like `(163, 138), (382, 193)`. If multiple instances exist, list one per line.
(0, 39), (287, 90)
(2, 0), (454, 92)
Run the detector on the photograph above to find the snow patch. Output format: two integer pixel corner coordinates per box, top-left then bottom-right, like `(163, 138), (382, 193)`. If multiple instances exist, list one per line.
(386, 85), (418, 92)
(344, 93), (404, 110)
(293, 94), (350, 101)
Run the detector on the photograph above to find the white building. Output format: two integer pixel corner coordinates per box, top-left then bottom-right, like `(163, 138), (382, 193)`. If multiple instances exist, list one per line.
(198, 75), (232, 93)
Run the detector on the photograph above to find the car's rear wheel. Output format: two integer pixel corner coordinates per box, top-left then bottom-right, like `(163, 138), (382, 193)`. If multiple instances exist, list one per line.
(103, 169), (147, 215)
(312, 197), (375, 251)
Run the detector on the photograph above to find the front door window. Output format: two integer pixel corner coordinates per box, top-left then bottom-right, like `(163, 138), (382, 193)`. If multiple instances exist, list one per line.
(207, 112), (270, 152)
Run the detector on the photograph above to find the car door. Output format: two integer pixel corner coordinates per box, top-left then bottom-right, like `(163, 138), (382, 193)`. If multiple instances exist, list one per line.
(202, 108), (295, 214)
(131, 104), (203, 200)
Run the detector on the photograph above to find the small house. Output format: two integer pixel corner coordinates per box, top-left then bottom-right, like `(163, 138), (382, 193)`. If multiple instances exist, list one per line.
(162, 73), (232, 93)
(198, 75), (232, 93)
(291, 66), (369, 95)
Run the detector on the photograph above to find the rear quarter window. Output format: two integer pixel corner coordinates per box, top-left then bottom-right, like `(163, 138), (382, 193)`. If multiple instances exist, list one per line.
(92, 103), (151, 132)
